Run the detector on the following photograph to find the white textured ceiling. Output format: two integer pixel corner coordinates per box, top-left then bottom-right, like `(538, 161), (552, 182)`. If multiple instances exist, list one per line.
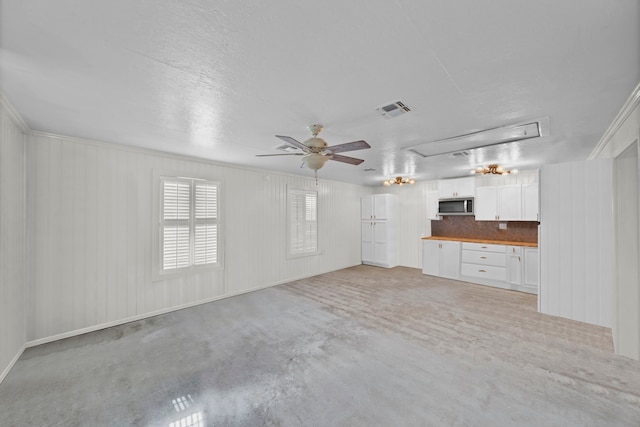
(1, 0), (639, 185)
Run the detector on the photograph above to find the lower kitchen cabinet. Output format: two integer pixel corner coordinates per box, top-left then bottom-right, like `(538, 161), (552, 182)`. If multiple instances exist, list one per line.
(523, 248), (539, 292)
(460, 242), (508, 288)
(424, 238), (538, 294)
(422, 240), (460, 279)
(507, 246), (523, 287)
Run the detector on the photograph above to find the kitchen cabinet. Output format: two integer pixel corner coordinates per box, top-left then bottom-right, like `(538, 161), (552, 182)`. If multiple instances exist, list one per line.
(506, 246), (523, 287)
(438, 177), (476, 199)
(522, 183), (539, 221)
(426, 190), (440, 220)
(422, 240), (460, 279)
(475, 185), (522, 221)
(460, 242), (508, 285)
(425, 240), (538, 294)
(361, 194), (390, 220)
(362, 194), (398, 268)
(523, 247), (539, 291)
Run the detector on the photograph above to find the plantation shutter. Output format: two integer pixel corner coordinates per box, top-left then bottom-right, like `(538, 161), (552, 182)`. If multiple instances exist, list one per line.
(161, 178), (191, 270)
(194, 181), (218, 265)
(289, 189), (317, 255)
(160, 177), (219, 272)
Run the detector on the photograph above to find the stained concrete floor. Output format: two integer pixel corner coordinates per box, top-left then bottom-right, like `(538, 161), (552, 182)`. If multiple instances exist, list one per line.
(1, 266), (640, 426)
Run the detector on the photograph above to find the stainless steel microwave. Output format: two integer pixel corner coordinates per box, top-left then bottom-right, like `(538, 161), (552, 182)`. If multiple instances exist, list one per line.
(438, 198), (474, 216)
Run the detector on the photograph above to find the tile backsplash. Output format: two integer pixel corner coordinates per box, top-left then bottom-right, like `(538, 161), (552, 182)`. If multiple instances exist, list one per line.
(431, 216), (538, 243)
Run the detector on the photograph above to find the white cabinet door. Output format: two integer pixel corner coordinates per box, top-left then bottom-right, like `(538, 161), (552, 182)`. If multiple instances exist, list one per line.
(475, 187), (497, 220)
(427, 190), (440, 220)
(497, 185), (522, 220)
(373, 221), (388, 265)
(361, 197), (374, 220)
(455, 177), (476, 198)
(438, 177), (476, 198)
(522, 183), (539, 221)
(438, 180), (456, 199)
(373, 194), (388, 219)
(523, 248), (539, 288)
(362, 194), (391, 219)
(361, 221), (374, 263)
(422, 240), (440, 276)
(506, 246), (523, 286)
(439, 241), (461, 279)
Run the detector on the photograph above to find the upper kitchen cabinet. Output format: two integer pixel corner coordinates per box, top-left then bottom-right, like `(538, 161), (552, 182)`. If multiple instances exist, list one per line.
(522, 183), (539, 221)
(361, 194), (391, 220)
(475, 185), (522, 221)
(438, 177), (476, 199)
(426, 190), (441, 220)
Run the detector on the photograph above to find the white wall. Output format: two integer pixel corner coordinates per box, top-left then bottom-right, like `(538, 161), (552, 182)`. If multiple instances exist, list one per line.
(474, 169), (538, 187)
(589, 82), (640, 359)
(0, 96), (27, 382)
(539, 159), (613, 328)
(25, 133), (368, 344)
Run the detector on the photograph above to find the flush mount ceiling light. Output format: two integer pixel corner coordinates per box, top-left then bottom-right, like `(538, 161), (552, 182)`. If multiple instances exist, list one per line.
(383, 176), (416, 186)
(408, 122), (541, 158)
(471, 164), (518, 175)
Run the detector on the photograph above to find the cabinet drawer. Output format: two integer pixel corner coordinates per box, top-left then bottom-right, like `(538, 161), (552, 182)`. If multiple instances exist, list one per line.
(461, 242), (506, 253)
(461, 250), (506, 267)
(461, 263), (507, 281)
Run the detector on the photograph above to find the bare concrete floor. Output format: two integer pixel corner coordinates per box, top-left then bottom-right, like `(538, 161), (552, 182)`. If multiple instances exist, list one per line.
(1, 265), (640, 426)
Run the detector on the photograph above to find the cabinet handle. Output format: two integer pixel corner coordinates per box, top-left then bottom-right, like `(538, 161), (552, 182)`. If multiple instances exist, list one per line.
(518, 256), (521, 262)
(479, 269), (486, 273)
(512, 248), (515, 253)
(480, 256), (487, 259)
(481, 246), (488, 249)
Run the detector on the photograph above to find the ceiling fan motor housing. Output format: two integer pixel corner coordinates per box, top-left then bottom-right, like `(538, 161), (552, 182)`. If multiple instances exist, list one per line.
(304, 137), (328, 152)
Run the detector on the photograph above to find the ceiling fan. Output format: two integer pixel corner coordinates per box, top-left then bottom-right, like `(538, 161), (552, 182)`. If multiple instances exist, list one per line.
(256, 124), (371, 179)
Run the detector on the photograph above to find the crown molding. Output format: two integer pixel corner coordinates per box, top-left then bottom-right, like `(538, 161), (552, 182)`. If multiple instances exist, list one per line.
(0, 92), (30, 133)
(589, 81), (640, 159)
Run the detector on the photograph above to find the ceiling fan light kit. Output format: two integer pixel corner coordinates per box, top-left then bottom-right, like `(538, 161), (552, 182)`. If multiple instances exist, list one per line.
(383, 176), (416, 186)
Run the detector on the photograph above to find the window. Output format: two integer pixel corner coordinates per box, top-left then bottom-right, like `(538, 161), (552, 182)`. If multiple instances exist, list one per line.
(288, 187), (318, 257)
(160, 176), (218, 272)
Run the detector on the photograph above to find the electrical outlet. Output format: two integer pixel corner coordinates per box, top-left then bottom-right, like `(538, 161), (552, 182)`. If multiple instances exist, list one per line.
(499, 223), (507, 230)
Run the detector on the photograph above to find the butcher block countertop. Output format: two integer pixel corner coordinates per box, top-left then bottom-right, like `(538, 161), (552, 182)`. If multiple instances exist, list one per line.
(422, 236), (538, 248)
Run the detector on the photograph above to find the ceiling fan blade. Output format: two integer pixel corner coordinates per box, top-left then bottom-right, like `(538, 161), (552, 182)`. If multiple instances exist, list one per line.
(330, 154), (365, 165)
(255, 153), (305, 157)
(325, 140), (370, 154)
(275, 135), (309, 151)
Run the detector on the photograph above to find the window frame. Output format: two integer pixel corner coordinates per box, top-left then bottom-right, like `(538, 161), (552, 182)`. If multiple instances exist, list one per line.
(287, 186), (320, 259)
(152, 171), (222, 281)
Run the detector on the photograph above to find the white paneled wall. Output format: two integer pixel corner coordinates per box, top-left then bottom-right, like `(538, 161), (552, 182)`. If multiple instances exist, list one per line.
(26, 134), (368, 343)
(474, 169), (539, 187)
(374, 181), (437, 269)
(0, 98), (27, 382)
(540, 159), (613, 328)
(589, 82), (640, 359)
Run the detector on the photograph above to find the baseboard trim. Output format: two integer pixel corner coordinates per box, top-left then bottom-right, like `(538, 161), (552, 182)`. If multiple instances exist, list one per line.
(0, 345), (26, 385)
(25, 264), (359, 348)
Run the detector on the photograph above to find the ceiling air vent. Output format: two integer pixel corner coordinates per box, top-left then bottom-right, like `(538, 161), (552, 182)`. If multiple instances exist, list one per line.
(376, 100), (411, 119)
(449, 151), (470, 158)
